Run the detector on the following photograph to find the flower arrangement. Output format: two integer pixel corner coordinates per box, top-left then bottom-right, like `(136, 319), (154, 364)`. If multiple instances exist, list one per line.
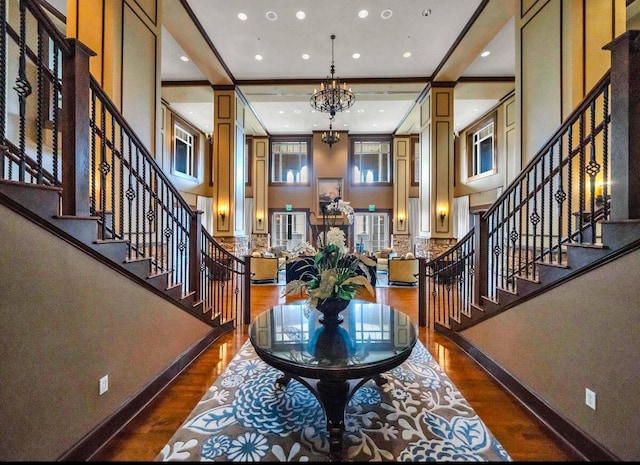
(283, 242), (376, 311)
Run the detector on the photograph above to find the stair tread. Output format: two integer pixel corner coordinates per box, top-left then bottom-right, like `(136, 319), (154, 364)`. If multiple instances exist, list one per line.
(565, 243), (608, 249)
(53, 214), (99, 220)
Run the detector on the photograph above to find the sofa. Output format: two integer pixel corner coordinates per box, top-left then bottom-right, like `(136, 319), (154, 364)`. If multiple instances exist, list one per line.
(250, 256), (279, 283)
(388, 255), (419, 285)
(373, 247), (398, 272)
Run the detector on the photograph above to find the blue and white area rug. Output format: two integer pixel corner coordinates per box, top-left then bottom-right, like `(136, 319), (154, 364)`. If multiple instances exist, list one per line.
(157, 340), (511, 462)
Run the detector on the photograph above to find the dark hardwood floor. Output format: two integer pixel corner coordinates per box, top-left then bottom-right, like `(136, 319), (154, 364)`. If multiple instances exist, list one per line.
(91, 280), (583, 462)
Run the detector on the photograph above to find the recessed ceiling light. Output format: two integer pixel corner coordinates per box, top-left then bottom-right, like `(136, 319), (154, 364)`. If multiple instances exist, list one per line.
(284, 124), (289, 127)
(278, 110), (284, 114)
(313, 123), (318, 127)
(481, 50), (491, 57)
(180, 55), (189, 62)
(302, 53), (310, 60)
(379, 109), (384, 112)
(381, 9), (393, 19)
(352, 53), (361, 59)
(357, 109), (365, 114)
(345, 110), (351, 113)
(294, 109), (301, 114)
(255, 54), (263, 61)
(343, 123), (348, 127)
(296, 11), (305, 20)
(422, 9), (432, 17)
(403, 52), (411, 58)
(266, 11), (277, 21)
(358, 10), (368, 18)
(473, 108), (478, 112)
(237, 12), (247, 21)
(373, 123), (378, 127)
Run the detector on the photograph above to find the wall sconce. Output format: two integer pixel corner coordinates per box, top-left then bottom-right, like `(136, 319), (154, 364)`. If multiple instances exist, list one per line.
(398, 213), (405, 227)
(439, 207), (447, 226)
(257, 213), (263, 226)
(219, 206), (227, 221)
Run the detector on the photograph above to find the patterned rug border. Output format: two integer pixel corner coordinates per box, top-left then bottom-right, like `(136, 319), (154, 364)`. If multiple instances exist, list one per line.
(157, 339), (512, 462)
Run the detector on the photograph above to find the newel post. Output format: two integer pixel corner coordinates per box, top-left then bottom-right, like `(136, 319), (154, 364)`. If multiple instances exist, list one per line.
(243, 255), (252, 324)
(61, 38), (96, 216)
(604, 30), (640, 220)
(189, 211), (203, 301)
(473, 213), (489, 306)
(418, 257), (428, 328)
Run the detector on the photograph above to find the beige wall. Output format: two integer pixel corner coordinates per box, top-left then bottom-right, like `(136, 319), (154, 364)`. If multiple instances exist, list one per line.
(462, 247), (640, 461)
(68, 0), (161, 155)
(517, 0), (625, 164)
(0, 205), (211, 461)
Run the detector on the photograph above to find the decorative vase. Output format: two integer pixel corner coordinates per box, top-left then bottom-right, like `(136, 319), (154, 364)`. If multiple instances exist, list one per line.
(316, 298), (351, 326)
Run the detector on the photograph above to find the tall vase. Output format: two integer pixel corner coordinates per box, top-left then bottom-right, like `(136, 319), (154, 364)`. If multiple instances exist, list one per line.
(316, 298), (350, 326)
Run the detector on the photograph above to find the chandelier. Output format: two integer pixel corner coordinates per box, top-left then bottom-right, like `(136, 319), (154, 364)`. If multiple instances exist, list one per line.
(321, 121), (340, 148)
(310, 34), (355, 119)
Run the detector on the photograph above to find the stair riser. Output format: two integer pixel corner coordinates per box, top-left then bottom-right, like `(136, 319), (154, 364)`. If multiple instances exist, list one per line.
(602, 222), (640, 250)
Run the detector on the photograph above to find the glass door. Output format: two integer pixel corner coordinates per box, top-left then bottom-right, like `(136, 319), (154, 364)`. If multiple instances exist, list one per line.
(272, 212), (307, 250)
(353, 212), (389, 253)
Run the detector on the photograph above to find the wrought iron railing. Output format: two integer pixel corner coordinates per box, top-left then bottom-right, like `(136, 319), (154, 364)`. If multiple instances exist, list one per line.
(420, 72), (612, 329)
(422, 229), (475, 327)
(0, 0), (246, 326)
(482, 72), (610, 301)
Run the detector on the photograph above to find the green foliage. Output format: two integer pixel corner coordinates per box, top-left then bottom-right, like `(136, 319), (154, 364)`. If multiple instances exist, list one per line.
(282, 244), (375, 309)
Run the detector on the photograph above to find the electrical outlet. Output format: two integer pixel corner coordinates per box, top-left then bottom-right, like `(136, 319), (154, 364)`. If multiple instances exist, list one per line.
(585, 388), (596, 410)
(99, 375), (109, 395)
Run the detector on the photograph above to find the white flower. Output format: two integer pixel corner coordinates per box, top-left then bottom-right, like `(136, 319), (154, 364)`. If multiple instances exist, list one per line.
(322, 227), (347, 253)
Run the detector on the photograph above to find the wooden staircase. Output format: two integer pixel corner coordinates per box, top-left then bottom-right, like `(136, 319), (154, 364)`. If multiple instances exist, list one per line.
(0, 179), (225, 329)
(446, 219), (640, 331)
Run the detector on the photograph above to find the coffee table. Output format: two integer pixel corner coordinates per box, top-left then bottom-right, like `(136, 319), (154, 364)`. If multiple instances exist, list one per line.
(248, 299), (417, 461)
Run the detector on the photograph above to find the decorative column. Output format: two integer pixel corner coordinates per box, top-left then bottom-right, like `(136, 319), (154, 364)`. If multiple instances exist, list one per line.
(212, 85), (249, 256)
(393, 136), (411, 255)
(251, 136), (270, 249)
(416, 83), (456, 258)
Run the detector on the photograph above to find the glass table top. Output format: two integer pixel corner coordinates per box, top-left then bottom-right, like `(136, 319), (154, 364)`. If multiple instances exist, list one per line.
(249, 300), (417, 378)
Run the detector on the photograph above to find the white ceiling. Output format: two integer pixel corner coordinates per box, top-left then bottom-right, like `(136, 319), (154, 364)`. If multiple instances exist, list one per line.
(162, 0), (516, 136)
(45, 0), (517, 137)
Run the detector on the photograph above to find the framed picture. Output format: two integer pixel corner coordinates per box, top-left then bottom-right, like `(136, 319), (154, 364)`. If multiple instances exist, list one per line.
(317, 177), (343, 214)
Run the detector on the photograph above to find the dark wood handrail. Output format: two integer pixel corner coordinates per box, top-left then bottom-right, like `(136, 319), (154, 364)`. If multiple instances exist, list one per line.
(88, 77), (195, 218)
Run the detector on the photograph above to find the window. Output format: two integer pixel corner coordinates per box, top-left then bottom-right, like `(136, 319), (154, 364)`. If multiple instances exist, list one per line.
(410, 135), (420, 186)
(467, 113), (496, 179)
(272, 212), (307, 250)
(350, 136), (392, 184)
(270, 138), (311, 184)
(172, 115), (200, 180)
(353, 212), (390, 253)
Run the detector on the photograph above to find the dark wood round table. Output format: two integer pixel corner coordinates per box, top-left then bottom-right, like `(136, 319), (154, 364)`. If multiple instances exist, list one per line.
(248, 299), (417, 461)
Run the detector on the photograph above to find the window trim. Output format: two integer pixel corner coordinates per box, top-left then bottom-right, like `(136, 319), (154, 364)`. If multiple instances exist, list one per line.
(349, 135), (393, 186)
(466, 112), (497, 181)
(171, 113), (200, 181)
(269, 136), (313, 186)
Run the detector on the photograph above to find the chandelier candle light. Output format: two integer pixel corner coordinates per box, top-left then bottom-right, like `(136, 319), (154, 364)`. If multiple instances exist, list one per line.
(321, 121), (340, 148)
(310, 34), (355, 121)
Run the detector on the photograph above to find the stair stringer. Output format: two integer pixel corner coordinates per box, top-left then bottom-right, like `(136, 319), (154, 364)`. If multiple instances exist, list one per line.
(0, 181), (213, 325)
(450, 219), (640, 331)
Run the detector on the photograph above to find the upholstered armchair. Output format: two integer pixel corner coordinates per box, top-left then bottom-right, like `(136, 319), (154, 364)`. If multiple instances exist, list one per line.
(250, 256), (279, 283)
(388, 256), (419, 285)
(373, 247), (397, 272)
